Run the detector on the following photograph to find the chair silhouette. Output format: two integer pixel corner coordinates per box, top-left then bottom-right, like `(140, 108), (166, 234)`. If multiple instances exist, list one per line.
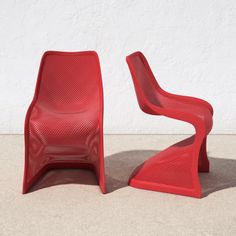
(126, 51), (213, 198)
(23, 51), (105, 193)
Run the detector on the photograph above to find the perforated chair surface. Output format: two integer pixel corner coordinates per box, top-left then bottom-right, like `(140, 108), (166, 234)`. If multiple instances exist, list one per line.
(23, 51), (105, 193)
(126, 51), (213, 198)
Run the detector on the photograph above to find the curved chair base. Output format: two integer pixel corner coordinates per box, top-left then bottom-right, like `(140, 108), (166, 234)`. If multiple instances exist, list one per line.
(129, 179), (201, 198)
(23, 162), (106, 194)
(129, 136), (208, 198)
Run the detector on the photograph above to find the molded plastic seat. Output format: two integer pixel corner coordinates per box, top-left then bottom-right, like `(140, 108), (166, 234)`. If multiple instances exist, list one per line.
(23, 51), (105, 193)
(126, 51), (213, 198)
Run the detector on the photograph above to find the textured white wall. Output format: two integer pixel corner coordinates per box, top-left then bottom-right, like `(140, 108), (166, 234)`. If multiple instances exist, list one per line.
(0, 0), (235, 134)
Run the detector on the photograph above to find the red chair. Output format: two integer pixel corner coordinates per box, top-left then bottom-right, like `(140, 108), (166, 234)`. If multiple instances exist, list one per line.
(126, 51), (213, 198)
(23, 51), (105, 194)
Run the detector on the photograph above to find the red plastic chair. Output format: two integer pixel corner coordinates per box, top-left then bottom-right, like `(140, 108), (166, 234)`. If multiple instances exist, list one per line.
(126, 51), (213, 198)
(23, 51), (105, 194)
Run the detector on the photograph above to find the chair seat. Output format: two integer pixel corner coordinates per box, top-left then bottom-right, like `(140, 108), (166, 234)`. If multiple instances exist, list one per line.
(159, 95), (213, 132)
(29, 105), (99, 141)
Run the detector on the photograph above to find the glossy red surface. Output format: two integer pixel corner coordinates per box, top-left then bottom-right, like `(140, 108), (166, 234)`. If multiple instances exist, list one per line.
(126, 51), (213, 198)
(23, 51), (105, 193)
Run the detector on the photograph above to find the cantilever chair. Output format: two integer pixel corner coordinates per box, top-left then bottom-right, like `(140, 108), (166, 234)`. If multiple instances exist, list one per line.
(23, 51), (105, 193)
(126, 51), (213, 198)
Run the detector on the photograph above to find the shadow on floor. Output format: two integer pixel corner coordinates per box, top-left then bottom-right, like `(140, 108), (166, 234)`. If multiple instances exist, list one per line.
(29, 168), (98, 193)
(105, 150), (156, 193)
(30, 150), (236, 198)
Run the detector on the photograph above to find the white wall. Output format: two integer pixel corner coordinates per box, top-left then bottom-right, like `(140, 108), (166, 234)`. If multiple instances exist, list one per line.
(0, 0), (235, 134)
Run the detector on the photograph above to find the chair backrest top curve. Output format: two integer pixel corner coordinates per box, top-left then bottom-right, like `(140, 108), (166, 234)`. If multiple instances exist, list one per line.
(126, 51), (162, 111)
(34, 51), (103, 113)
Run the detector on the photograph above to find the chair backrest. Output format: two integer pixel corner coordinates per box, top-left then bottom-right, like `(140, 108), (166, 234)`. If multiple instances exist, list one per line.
(126, 51), (162, 113)
(34, 51), (103, 114)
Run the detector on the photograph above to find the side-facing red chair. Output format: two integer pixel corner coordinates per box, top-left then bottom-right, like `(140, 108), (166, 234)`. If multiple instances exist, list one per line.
(23, 51), (105, 194)
(126, 51), (213, 198)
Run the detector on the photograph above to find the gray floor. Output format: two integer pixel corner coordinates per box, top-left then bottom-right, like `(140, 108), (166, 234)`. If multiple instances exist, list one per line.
(0, 135), (236, 235)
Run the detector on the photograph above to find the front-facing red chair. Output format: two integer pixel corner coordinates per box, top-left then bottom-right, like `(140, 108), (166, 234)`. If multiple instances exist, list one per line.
(23, 51), (105, 193)
(126, 51), (213, 198)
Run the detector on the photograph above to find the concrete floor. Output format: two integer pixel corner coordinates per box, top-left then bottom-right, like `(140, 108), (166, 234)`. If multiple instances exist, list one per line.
(0, 135), (236, 236)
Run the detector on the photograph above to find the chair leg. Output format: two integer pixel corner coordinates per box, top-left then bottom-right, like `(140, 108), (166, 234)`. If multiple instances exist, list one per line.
(198, 137), (210, 172)
(129, 136), (202, 198)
